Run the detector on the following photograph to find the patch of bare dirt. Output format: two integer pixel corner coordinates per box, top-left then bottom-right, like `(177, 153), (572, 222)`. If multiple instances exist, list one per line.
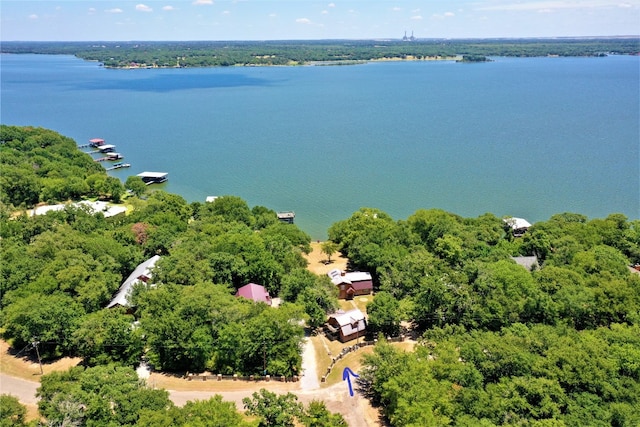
(305, 242), (348, 275)
(0, 340), (81, 380)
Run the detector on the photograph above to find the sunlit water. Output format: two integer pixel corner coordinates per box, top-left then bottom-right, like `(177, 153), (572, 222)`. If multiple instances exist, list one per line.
(2, 54), (638, 239)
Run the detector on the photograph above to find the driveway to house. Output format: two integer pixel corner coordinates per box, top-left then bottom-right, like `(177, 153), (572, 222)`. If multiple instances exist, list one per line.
(300, 336), (320, 391)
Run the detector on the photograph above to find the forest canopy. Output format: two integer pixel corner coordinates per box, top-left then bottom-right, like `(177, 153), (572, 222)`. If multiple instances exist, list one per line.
(1, 126), (639, 426)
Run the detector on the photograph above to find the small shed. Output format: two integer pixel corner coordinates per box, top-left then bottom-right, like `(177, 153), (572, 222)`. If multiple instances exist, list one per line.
(328, 269), (373, 300)
(108, 255), (160, 309)
(137, 172), (168, 184)
(236, 283), (272, 306)
(327, 309), (367, 342)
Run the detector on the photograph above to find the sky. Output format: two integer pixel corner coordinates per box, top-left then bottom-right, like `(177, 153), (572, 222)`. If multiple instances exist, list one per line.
(1, 0), (639, 41)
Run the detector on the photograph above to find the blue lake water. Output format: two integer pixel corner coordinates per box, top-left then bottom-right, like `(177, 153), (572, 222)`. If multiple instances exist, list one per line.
(1, 53), (638, 239)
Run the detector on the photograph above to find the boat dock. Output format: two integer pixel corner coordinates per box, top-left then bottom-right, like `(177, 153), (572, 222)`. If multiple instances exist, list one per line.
(95, 152), (124, 162)
(277, 211), (295, 224)
(106, 163), (131, 171)
(137, 171), (168, 184)
(78, 138), (106, 149)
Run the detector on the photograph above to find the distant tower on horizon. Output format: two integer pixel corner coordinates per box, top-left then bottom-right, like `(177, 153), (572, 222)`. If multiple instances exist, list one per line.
(402, 30), (415, 41)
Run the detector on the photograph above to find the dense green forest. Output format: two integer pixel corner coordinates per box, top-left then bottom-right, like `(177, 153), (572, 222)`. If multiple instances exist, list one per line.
(1, 125), (639, 426)
(2, 38), (638, 68)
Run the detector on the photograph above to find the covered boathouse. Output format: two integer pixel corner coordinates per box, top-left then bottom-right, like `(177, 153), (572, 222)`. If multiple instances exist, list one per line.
(137, 171), (168, 184)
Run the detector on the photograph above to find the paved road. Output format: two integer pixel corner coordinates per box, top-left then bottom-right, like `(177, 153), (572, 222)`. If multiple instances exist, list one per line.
(0, 374), (39, 405)
(0, 373), (372, 427)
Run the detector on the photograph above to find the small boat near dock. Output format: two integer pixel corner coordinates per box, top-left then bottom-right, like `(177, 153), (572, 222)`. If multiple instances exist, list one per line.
(95, 152), (124, 162)
(106, 163), (131, 171)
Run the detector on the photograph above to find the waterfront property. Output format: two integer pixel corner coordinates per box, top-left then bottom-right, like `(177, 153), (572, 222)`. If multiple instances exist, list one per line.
(504, 217), (532, 237)
(328, 269), (373, 300)
(235, 283), (272, 305)
(29, 200), (126, 218)
(277, 211), (295, 224)
(108, 255), (161, 309)
(326, 309), (367, 342)
(137, 171), (168, 184)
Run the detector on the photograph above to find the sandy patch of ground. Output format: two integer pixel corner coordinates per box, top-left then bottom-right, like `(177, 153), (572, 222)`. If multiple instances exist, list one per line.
(0, 340), (81, 380)
(305, 242), (348, 275)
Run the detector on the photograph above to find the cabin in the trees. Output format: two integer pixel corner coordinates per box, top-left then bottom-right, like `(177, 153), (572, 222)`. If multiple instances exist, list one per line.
(326, 309), (367, 342)
(235, 283), (272, 306)
(108, 255), (160, 310)
(328, 269), (373, 300)
(504, 217), (532, 237)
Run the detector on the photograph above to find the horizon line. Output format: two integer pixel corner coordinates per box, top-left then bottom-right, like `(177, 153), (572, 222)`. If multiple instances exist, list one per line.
(3, 35), (639, 43)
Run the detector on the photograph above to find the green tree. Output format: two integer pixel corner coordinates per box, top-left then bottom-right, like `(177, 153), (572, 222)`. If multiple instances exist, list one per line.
(301, 401), (347, 427)
(0, 395), (27, 427)
(2, 293), (85, 358)
(37, 365), (171, 427)
(125, 175), (148, 198)
(367, 291), (402, 337)
(243, 389), (303, 427)
(72, 308), (144, 367)
(320, 241), (340, 264)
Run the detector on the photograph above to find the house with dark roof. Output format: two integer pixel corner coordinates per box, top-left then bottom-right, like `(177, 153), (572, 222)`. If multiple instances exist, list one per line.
(235, 283), (272, 305)
(108, 255), (160, 309)
(326, 309), (367, 342)
(327, 269), (373, 300)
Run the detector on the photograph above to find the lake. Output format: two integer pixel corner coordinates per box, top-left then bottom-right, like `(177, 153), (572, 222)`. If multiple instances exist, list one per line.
(1, 53), (638, 239)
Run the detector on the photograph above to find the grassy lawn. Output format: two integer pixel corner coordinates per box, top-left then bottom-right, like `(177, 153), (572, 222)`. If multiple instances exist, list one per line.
(324, 346), (375, 387)
(338, 294), (373, 313)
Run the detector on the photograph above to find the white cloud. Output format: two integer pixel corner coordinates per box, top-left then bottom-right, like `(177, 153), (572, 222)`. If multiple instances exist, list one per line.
(392, 7), (402, 12)
(618, 2), (633, 7)
(193, 0), (213, 5)
(328, 2), (336, 7)
(410, 15), (423, 20)
(162, 5), (176, 11)
(476, 1), (631, 11)
(88, 7), (97, 15)
(136, 4), (153, 12)
(222, 10), (231, 14)
(28, 14), (38, 19)
(321, 9), (329, 14)
(269, 13), (277, 17)
(106, 8), (123, 13)
(444, 11), (455, 17)
(296, 17), (312, 24)
(412, 8), (421, 13)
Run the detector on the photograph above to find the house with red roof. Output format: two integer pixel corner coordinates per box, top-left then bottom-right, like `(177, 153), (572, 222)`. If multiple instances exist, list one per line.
(328, 269), (373, 300)
(235, 283), (272, 305)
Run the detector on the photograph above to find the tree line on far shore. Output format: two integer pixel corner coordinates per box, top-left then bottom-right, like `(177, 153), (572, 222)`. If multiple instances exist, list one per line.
(1, 38), (638, 68)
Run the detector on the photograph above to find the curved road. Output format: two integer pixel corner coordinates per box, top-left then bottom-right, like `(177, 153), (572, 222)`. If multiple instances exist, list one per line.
(1, 340), (373, 427)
